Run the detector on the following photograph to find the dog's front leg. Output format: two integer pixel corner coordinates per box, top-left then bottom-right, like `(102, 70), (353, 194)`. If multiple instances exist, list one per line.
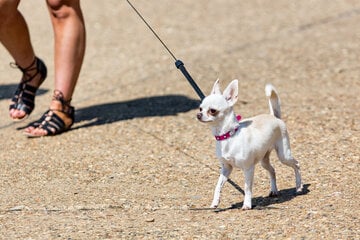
(242, 166), (255, 210)
(210, 163), (233, 208)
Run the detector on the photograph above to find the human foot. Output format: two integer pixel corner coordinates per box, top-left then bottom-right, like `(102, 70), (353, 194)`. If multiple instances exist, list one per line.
(24, 90), (74, 137)
(9, 57), (47, 120)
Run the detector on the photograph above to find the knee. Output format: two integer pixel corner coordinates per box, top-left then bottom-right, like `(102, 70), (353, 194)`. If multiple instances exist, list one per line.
(260, 160), (269, 169)
(0, 0), (19, 23)
(47, 0), (80, 19)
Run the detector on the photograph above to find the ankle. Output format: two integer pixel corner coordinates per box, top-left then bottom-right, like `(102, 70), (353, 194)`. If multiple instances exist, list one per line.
(51, 90), (74, 114)
(11, 57), (45, 85)
(15, 56), (36, 70)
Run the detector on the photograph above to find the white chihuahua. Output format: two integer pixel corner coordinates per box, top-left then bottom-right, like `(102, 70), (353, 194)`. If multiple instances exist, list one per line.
(197, 79), (303, 210)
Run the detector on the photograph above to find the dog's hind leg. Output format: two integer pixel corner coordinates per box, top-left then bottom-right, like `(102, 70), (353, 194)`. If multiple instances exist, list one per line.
(261, 151), (279, 197)
(210, 163), (233, 208)
(275, 131), (303, 193)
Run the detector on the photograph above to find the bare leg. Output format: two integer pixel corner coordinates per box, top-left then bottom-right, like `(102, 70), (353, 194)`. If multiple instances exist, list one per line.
(24, 0), (86, 136)
(0, 0), (44, 119)
(47, 0), (86, 101)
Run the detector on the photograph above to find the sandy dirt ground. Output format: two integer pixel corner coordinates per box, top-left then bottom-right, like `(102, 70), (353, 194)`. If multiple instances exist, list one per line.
(0, 0), (359, 239)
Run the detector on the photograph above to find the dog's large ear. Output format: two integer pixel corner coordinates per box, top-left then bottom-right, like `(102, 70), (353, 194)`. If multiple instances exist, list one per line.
(211, 78), (221, 95)
(223, 79), (238, 106)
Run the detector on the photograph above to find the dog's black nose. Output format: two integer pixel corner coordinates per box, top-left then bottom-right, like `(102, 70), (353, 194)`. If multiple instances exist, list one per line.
(196, 113), (202, 120)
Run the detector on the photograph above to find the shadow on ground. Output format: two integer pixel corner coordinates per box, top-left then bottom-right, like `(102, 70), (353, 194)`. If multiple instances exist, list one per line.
(0, 84), (48, 100)
(73, 95), (200, 129)
(191, 184), (310, 213)
(217, 184), (311, 212)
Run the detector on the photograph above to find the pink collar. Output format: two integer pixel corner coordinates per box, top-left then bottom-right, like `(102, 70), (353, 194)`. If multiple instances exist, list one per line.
(215, 115), (242, 141)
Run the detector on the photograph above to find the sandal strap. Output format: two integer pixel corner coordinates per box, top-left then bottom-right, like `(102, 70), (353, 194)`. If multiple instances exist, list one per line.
(27, 110), (48, 129)
(38, 110), (66, 136)
(10, 57), (47, 83)
(27, 108), (75, 137)
(26, 90), (75, 137)
(9, 83), (38, 114)
(9, 57), (47, 116)
(52, 90), (74, 115)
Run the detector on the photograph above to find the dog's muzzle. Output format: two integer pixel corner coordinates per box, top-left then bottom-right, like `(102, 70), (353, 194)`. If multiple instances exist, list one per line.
(196, 112), (202, 120)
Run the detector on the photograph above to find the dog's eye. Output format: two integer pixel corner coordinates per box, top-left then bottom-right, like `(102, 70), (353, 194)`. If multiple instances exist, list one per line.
(209, 109), (218, 115)
(199, 107), (202, 112)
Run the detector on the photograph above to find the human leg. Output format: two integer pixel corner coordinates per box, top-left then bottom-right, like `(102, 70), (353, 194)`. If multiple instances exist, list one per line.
(46, 0), (86, 101)
(25, 0), (85, 137)
(0, 0), (47, 119)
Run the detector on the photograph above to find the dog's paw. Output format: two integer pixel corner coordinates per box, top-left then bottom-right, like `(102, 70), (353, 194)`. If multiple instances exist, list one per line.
(210, 204), (218, 209)
(210, 199), (219, 208)
(268, 191), (279, 197)
(296, 185), (304, 193)
(296, 186), (304, 195)
(241, 205), (252, 210)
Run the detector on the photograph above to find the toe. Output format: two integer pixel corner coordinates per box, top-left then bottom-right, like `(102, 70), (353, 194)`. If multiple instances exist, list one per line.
(24, 126), (35, 133)
(15, 110), (26, 119)
(24, 127), (47, 137)
(32, 128), (47, 137)
(10, 109), (26, 120)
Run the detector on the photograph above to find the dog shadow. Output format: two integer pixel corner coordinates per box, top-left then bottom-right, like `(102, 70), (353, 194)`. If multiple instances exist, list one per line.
(0, 84), (48, 100)
(72, 94), (200, 130)
(213, 184), (310, 213)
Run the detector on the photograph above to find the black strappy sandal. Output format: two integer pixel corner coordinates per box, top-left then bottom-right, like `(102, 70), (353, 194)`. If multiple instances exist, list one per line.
(25, 90), (75, 137)
(9, 57), (47, 120)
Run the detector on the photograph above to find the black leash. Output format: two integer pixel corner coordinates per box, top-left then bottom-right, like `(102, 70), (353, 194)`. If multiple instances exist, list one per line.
(126, 0), (245, 196)
(126, 0), (205, 100)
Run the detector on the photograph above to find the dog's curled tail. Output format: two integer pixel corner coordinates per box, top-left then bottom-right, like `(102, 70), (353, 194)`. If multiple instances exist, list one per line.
(265, 84), (281, 119)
